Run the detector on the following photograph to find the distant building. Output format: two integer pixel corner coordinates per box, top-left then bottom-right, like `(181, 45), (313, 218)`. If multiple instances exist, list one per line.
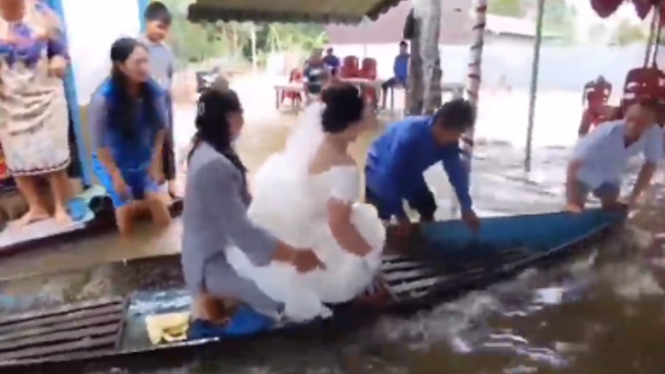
(325, 0), (473, 46)
(325, 4), (557, 47)
(324, 3), (559, 81)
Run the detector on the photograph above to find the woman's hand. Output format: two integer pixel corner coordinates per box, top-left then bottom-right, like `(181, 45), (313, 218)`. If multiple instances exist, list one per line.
(48, 55), (68, 78)
(292, 249), (325, 273)
(273, 242), (325, 273)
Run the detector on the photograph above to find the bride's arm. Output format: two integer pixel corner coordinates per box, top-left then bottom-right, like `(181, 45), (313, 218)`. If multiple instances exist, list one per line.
(327, 198), (372, 257)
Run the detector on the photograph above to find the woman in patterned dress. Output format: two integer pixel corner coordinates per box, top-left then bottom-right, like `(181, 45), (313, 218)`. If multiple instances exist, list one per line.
(0, 0), (72, 225)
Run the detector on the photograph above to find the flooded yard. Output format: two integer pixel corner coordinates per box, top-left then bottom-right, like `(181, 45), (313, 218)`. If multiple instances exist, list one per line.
(1, 75), (665, 373)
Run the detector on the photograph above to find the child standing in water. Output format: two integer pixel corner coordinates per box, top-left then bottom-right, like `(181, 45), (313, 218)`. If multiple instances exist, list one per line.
(141, 1), (178, 198)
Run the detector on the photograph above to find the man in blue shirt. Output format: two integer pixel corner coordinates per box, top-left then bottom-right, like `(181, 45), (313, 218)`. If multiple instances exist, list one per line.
(365, 99), (479, 235)
(381, 41), (409, 109)
(322, 47), (340, 76)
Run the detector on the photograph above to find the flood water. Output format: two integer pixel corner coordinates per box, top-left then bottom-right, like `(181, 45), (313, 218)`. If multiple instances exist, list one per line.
(2, 88), (665, 372)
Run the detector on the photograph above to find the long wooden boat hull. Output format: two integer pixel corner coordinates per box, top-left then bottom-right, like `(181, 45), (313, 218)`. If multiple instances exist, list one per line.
(0, 209), (625, 372)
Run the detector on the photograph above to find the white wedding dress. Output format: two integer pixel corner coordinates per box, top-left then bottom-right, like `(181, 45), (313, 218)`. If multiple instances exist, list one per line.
(225, 103), (386, 322)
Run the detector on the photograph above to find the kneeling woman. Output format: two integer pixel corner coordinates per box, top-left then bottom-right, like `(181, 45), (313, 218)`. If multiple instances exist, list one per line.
(89, 38), (171, 234)
(181, 88), (322, 338)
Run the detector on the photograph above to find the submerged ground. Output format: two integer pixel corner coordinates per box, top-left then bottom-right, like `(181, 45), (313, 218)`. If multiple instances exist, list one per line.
(1, 75), (665, 373)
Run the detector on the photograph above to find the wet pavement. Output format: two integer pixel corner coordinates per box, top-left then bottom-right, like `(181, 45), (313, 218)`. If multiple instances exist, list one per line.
(2, 77), (665, 372)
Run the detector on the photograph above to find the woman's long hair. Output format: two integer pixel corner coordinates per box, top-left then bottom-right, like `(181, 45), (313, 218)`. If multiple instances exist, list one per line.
(108, 37), (159, 140)
(189, 88), (246, 175)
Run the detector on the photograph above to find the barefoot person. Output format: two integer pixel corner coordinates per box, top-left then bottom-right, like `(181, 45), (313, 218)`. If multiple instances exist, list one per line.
(0, 0), (73, 225)
(365, 98), (480, 235)
(182, 88), (322, 337)
(141, 1), (178, 198)
(89, 37), (171, 235)
(566, 100), (662, 213)
(224, 84), (386, 322)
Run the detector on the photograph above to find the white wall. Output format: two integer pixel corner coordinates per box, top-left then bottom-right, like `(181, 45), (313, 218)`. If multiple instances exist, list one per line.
(61, 0), (141, 105)
(329, 42), (650, 99)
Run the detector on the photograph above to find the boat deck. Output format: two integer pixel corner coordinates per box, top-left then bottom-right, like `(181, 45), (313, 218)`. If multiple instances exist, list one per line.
(0, 297), (125, 363)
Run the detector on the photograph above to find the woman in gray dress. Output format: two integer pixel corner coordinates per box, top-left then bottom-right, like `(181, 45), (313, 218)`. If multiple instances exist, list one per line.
(181, 88), (323, 331)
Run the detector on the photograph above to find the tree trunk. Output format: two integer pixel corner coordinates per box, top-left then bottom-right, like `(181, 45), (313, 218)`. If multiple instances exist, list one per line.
(462, 0), (488, 164)
(407, 0), (442, 115)
(416, 0), (442, 114)
(406, 12), (424, 115)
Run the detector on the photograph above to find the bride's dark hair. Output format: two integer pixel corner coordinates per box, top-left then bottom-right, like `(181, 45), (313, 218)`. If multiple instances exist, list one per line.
(189, 88), (246, 174)
(321, 84), (365, 133)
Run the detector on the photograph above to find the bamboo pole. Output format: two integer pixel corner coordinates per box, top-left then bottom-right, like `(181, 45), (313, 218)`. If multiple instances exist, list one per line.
(524, 0), (545, 172)
(462, 0), (488, 168)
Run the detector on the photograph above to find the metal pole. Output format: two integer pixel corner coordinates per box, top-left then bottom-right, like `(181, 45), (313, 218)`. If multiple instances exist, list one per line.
(462, 0), (488, 170)
(524, 0), (545, 172)
(250, 23), (257, 74)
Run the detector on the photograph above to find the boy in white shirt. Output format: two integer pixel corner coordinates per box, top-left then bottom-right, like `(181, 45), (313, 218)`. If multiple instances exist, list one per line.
(141, 1), (178, 197)
(566, 101), (662, 213)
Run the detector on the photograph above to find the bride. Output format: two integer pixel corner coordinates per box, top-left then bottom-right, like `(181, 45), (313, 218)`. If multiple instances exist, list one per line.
(226, 84), (386, 321)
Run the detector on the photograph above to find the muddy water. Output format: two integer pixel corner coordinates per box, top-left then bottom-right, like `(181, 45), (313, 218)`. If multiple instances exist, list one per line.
(2, 104), (665, 372)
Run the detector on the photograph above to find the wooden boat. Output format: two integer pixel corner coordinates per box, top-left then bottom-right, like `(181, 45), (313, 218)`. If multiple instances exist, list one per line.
(0, 186), (183, 257)
(0, 209), (624, 372)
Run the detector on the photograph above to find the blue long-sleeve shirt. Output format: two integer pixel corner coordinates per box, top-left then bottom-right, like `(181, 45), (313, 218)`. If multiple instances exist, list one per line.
(365, 116), (473, 218)
(393, 53), (409, 83)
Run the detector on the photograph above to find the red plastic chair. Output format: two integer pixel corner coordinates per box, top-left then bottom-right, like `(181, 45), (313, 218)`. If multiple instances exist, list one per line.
(339, 56), (359, 78)
(583, 76), (611, 108)
(359, 58), (378, 105)
(360, 58), (378, 79)
(0, 145), (8, 180)
(281, 68), (303, 107)
(621, 66), (665, 124)
(579, 77), (613, 134)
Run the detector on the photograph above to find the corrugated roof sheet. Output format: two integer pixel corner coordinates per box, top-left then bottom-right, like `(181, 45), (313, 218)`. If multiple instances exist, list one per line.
(187, 0), (405, 24)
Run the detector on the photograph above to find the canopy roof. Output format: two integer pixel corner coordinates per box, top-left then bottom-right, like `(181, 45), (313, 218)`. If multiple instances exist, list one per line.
(187, 0), (404, 24)
(591, 0), (664, 20)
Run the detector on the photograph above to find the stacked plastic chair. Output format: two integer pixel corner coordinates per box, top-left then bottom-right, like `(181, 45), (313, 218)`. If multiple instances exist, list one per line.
(621, 66), (665, 122)
(359, 58), (378, 106)
(579, 76), (615, 134)
(339, 56), (359, 78)
(282, 68), (303, 107)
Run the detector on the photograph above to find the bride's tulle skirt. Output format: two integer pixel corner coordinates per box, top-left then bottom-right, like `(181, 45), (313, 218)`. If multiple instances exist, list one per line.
(226, 152), (386, 322)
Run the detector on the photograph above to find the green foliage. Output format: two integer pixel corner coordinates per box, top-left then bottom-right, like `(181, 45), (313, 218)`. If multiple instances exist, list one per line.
(488, 0), (525, 17)
(159, 0), (328, 67)
(488, 0), (577, 44)
(612, 19), (647, 46)
(542, 0), (577, 44)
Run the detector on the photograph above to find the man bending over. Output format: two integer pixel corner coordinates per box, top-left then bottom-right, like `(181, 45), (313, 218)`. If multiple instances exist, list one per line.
(566, 101), (662, 213)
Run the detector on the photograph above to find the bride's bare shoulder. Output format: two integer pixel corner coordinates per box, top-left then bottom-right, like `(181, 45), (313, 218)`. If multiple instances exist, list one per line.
(308, 142), (356, 175)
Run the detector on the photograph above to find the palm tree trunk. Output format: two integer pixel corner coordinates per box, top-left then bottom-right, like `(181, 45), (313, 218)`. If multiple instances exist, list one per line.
(462, 0), (488, 166)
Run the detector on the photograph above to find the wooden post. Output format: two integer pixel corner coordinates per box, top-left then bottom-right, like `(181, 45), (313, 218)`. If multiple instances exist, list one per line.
(462, 0), (488, 168)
